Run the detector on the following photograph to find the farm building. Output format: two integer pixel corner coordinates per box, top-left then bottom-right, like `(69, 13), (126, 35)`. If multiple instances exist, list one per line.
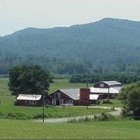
(50, 88), (93, 106)
(90, 81), (122, 99)
(15, 94), (52, 106)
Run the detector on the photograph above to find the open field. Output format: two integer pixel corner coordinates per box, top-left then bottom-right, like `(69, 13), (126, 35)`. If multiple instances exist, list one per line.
(0, 119), (140, 139)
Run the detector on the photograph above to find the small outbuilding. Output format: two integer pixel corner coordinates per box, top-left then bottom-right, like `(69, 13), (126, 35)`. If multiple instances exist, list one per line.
(15, 94), (42, 106)
(89, 94), (99, 104)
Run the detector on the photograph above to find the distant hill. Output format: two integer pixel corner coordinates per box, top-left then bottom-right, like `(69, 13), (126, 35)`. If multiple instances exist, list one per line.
(1, 17), (140, 74)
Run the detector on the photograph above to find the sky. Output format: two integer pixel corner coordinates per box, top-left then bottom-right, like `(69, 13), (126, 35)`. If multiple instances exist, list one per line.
(0, 0), (140, 36)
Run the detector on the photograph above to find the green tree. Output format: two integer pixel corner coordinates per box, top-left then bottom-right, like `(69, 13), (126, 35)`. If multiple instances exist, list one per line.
(118, 81), (140, 119)
(8, 65), (53, 95)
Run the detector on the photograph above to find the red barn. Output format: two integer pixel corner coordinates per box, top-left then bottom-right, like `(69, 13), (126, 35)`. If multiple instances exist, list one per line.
(90, 81), (122, 99)
(50, 88), (90, 106)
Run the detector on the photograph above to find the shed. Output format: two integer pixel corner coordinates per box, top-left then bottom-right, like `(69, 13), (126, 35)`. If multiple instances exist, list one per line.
(16, 94), (42, 106)
(90, 94), (99, 104)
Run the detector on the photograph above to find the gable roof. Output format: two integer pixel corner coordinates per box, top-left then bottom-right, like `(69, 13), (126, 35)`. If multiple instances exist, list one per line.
(90, 86), (121, 94)
(59, 88), (80, 100)
(94, 80), (122, 88)
(17, 94), (42, 101)
(102, 81), (122, 86)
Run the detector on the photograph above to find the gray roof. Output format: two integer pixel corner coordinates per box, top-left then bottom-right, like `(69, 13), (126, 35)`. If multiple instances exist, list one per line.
(59, 88), (80, 100)
(100, 81), (122, 87)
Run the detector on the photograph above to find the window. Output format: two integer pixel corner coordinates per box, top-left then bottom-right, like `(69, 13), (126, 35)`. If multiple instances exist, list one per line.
(55, 93), (61, 99)
(30, 100), (36, 105)
(52, 99), (56, 105)
(100, 83), (104, 87)
(69, 100), (73, 105)
(59, 99), (64, 105)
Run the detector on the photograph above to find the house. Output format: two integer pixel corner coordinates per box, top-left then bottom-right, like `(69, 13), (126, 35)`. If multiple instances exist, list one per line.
(90, 81), (122, 99)
(50, 88), (90, 106)
(15, 94), (52, 106)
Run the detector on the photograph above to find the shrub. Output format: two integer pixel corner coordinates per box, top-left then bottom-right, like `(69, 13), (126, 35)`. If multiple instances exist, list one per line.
(94, 112), (115, 121)
(9, 112), (31, 120)
(102, 99), (112, 104)
(68, 117), (93, 123)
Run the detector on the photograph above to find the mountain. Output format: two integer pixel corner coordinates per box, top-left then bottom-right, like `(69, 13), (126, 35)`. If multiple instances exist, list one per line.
(1, 17), (140, 74)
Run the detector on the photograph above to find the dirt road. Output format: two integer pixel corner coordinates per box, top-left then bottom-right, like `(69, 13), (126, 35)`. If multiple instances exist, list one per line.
(35, 106), (122, 123)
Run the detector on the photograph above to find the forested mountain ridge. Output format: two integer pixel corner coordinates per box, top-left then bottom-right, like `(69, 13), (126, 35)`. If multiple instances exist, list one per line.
(1, 17), (140, 74)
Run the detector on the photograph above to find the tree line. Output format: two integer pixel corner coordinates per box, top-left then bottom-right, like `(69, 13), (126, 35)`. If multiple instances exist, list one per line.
(69, 73), (140, 84)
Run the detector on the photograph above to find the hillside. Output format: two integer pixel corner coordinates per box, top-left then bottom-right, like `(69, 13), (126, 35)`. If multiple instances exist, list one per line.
(0, 17), (140, 74)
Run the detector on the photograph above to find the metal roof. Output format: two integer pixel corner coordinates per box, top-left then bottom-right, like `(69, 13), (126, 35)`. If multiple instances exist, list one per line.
(17, 94), (42, 100)
(59, 88), (80, 100)
(100, 81), (122, 87)
(90, 86), (121, 94)
(90, 94), (99, 100)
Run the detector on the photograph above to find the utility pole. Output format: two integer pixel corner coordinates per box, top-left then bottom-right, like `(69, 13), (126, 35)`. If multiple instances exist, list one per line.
(86, 77), (89, 88)
(42, 84), (45, 123)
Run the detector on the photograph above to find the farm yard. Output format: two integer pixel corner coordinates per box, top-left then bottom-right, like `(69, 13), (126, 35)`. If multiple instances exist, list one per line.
(0, 77), (140, 139)
(0, 78), (111, 119)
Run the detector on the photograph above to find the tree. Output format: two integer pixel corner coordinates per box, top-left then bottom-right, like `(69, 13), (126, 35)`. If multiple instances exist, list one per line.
(118, 81), (140, 119)
(8, 65), (53, 95)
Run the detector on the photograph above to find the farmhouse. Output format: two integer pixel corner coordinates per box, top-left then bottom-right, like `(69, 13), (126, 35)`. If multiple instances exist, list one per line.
(90, 81), (122, 99)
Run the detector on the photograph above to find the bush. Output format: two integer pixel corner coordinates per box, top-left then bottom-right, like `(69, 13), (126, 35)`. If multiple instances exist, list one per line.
(94, 112), (115, 121)
(102, 99), (112, 104)
(68, 117), (93, 123)
(8, 112), (32, 120)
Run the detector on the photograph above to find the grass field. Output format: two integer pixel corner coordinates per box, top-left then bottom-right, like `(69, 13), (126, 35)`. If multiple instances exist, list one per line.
(0, 119), (140, 139)
(49, 78), (92, 93)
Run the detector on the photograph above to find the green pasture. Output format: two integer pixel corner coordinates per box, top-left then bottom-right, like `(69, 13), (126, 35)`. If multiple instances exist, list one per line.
(97, 99), (123, 108)
(0, 119), (140, 139)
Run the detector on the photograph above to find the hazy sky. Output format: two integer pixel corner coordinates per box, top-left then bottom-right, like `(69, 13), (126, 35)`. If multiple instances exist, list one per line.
(0, 0), (140, 36)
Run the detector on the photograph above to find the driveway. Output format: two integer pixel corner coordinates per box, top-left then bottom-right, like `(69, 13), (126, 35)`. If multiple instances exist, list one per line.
(35, 106), (122, 123)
